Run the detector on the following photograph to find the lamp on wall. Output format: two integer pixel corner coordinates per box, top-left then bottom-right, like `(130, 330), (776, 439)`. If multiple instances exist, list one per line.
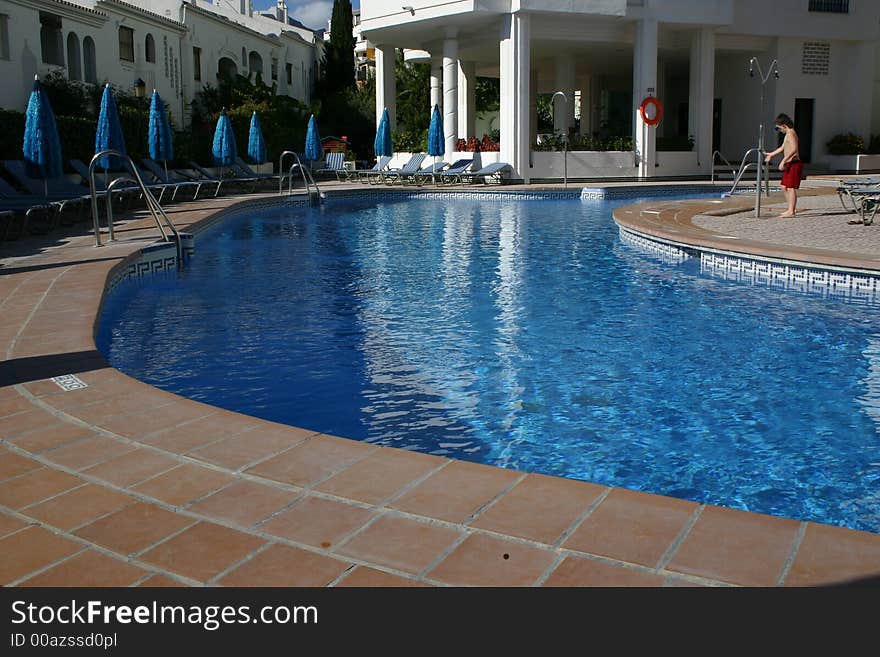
(402, 6), (415, 15)
(134, 78), (146, 98)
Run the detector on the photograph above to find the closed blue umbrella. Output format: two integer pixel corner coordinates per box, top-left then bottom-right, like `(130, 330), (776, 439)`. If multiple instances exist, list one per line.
(304, 114), (322, 164)
(212, 108), (237, 168)
(427, 104), (444, 183)
(148, 89), (173, 178)
(247, 111), (267, 164)
(22, 75), (62, 196)
(94, 83), (127, 170)
(374, 107), (393, 158)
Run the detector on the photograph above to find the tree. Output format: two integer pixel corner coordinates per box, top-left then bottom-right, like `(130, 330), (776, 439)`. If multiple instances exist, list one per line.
(321, 0), (355, 95)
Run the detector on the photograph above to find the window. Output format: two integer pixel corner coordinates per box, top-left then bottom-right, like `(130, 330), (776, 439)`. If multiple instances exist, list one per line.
(808, 0), (849, 12)
(248, 50), (263, 77)
(286, 62), (292, 85)
(66, 33), (81, 80)
(271, 57), (278, 81)
(118, 26), (134, 62)
(193, 46), (201, 81)
(145, 33), (155, 63)
(39, 12), (64, 66)
(83, 36), (96, 82)
(0, 15), (10, 61)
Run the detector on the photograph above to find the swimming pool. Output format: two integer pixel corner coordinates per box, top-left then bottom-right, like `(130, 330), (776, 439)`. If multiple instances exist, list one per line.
(97, 196), (880, 533)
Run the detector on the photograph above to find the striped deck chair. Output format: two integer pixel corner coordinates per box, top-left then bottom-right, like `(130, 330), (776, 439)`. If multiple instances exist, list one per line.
(316, 152), (347, 180)
(380, 153), (427, 185)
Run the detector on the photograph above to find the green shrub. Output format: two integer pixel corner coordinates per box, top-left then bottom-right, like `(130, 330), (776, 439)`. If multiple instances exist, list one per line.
(867, 135), (880, 154)
(392, 129), (427, 153)
(533, 134), (634, 152)
(826, 133), (865, 156)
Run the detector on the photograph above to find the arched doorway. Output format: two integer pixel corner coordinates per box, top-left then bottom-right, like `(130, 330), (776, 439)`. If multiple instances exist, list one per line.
(218, 57), (237, 81)
(66, 32), (81, 81)
(83, 36), (96, 83)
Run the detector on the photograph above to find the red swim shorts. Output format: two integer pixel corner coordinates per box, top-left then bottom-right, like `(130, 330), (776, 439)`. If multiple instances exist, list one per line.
(781, 160), (804, 189)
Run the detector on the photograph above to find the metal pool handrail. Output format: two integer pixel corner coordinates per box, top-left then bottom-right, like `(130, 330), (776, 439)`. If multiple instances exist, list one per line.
(88, 150), (181, 263)
(278, 150), (321, 201)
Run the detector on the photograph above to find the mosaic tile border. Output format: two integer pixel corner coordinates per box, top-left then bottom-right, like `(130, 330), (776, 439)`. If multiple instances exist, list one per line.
(618, 227), (694, 264)
(323, 188), (586, 202)
(700, 252), (880, 303)
(582, 184), (717, 200)
(105, 241), (179, 294)
(620, 226), (880, 303)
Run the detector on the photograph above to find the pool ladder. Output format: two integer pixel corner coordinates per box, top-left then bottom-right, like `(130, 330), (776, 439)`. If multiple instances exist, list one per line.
(88, 150), (183, 265)
(715, 148), (772, 199)
(279, 151), (323, 205)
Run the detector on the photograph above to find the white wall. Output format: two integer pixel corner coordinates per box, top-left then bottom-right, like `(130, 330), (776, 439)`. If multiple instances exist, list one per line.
(0, 0), (319, 129)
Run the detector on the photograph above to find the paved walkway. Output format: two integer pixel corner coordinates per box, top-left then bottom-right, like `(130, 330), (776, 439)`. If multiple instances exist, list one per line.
(693, 190), (880, 261)
(2, 182), (879, 587)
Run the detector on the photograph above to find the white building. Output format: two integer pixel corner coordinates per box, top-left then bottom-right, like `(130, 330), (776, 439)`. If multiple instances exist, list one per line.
(360, 0), (880, 181)
(0, 0), (321, 126)
(325, 8), (375, 84)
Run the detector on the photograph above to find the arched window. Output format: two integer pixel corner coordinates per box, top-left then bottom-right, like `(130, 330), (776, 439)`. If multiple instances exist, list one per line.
(218, 57), (237, 81)
(66, 32), (81, 80)
(248, 50), (263, 77)
(83, 36), (97, 83)
(145, 33), (155, 63)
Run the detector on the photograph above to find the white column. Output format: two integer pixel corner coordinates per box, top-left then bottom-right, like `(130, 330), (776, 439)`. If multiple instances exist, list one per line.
(553, 55), (576, 136)
(430, 57), (442, 112)
(443, 31), (459, 157)
(458, 60), (476, 141)
(375, 45), (396, 130)
(529, 68), (538, 149)
(500, 13), (531, 182)
(579, 75), (594, 136)
(633, 18), (658, 178)
(688, 28), (716, 173)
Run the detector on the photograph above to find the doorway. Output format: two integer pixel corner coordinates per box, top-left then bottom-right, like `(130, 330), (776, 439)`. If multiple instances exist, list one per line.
(794, 98), (815, 163)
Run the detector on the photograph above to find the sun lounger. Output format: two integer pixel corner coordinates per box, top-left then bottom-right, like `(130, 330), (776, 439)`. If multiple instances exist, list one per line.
(837, 178), (880, 224)
(410, 161), (449, 185)
(142, 159), (205, 200)
(1, 161), (90, 228)
(350, 156), (391, 182)
(315, 152), (347, 181)
(1, 160), (90, 202)
(434, 159), (473, 185)
(0, 178), (68, 235)
(233, 158), (278, 187)
(190, 161), (258, 191)
(380, 153), (427, 185)
(460, 162), (512, 185)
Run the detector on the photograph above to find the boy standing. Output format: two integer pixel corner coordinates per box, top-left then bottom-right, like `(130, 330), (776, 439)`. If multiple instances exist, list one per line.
(764, 114), (802, 218)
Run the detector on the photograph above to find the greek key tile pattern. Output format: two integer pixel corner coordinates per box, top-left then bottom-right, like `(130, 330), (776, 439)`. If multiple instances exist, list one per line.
(582, 185), (716, 200)
(701, 252), (880, 304)
(105, 243), (178, 294)
(619, 228), (694, 264)
(620, 226), (880, 303)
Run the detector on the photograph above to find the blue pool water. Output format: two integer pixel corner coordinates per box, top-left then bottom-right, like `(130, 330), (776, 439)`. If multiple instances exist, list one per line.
(97, 197), (880, 532)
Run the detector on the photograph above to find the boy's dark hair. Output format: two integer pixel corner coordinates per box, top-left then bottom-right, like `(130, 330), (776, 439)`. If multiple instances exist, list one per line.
(775, 113), (794, 128)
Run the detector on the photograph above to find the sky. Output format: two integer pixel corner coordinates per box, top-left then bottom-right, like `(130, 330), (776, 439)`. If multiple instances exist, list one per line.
(253, 0), (360, 31)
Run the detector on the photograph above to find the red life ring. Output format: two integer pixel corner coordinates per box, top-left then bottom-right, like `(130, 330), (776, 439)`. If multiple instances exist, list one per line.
(639, 96), (663, 127)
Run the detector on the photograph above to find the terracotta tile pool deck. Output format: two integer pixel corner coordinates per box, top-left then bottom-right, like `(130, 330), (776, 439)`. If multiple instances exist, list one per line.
(1, 181), (879, 587)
